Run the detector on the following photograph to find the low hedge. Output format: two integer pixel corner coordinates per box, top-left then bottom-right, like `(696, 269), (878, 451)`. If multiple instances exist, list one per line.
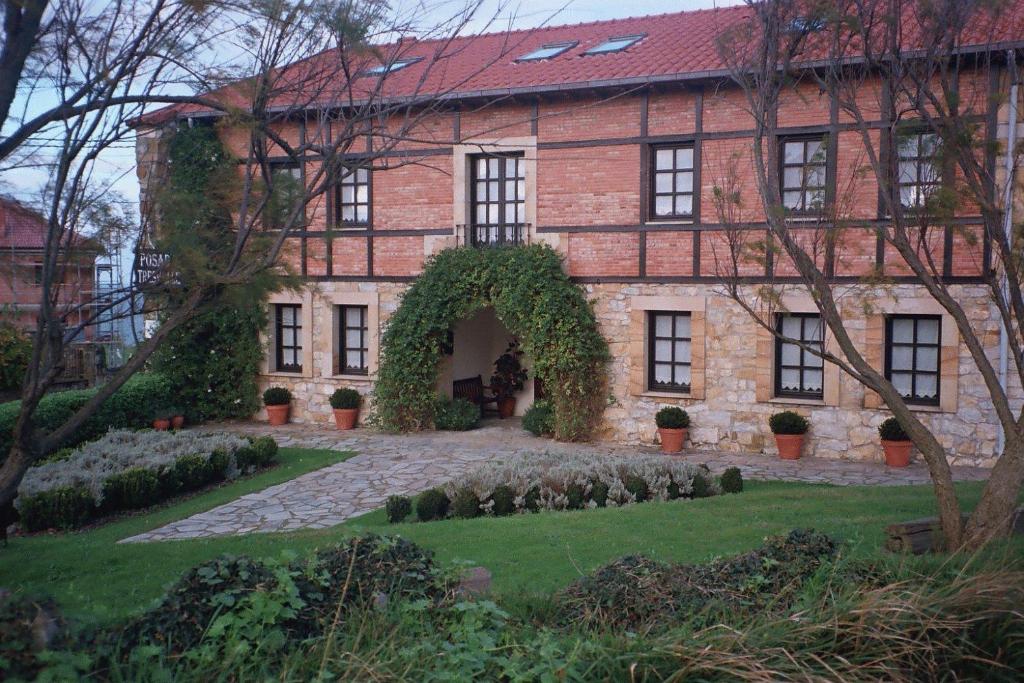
(0, 373), (174, 463)
(16, 431), (279, 532)
(433, 396), (479, 431)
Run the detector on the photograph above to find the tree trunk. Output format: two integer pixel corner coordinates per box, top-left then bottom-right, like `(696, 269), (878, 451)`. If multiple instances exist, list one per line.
(0, 438), (36, 524)
(963, 439), (1024, 549)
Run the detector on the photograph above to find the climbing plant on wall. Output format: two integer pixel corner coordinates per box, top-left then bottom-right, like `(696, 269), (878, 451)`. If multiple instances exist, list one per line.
(373, 245), (609, 441)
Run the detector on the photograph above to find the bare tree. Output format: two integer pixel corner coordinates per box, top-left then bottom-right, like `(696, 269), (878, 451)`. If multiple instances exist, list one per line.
(0, 0), (540, 521)
(712, 0), (1023, 549)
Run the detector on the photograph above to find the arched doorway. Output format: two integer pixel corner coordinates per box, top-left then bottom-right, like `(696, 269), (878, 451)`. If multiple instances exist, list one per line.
(373, 244), (608, 441)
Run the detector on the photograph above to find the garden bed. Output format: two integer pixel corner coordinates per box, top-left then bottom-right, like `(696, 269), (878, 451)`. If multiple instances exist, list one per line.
(16, 429), (278, 531)
(393, 453), (741, 523)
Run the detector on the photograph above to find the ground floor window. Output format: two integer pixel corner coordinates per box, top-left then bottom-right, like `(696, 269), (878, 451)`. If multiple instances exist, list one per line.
(775, 313), (823, 399)
(275, 303), (302, 373)
(648, 311), (691, 392)
(886, 315), (940, 405)
(339, 304), (368, 374)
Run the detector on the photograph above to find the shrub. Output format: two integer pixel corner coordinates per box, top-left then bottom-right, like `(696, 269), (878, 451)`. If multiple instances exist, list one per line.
(590, 480), (609, 507)
(624, 474), (649, 502)
(16, 430), (270, 530)
(416, 488), (450, 521)
(103, 467), (162, 511)
(451, 487), (481, 519)
(489, 484), (516, 515)
(0, 594), (72, 681)
(17, 486), (96, 531)
(0, 373), (174, 463)
(386, 495), (412, 523)
(434, 396), (479, 431)
(720, 467), (743, 494)
(151, 304), (265, 423)
(878, 417), (909, 441)
(655, 406), (689, 429)
(566, 483), (586, 509)
(690, 468), (714, 498)
(556, 529), (838, 631)
(522, 400), (555, 436)
(768, 410), (809, 435)
(330, 388), (362, 410)
(0, 322), (31, 392)
(263, 386), (292, 406)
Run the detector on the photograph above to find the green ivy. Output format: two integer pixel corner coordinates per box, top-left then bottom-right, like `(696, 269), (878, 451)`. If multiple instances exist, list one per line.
(0, 322), (31, 392)
(373, 245), (608, 440)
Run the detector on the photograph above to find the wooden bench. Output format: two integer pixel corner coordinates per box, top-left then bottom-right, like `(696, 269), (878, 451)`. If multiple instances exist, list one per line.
(453, 375), (497, 416)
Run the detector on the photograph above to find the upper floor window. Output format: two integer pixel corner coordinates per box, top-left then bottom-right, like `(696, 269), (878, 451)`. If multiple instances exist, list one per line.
(335, 166), (370, 226)
(274, 304), (302, 373)
(648, 311), (691, 393)
(517, 41), (577, 61)
(267, 162), (303, 228)
(896, 131), (940, 209)
(886, 315), (940, 405)
(32, 264), (43, 285)
(584, 34), (644, 54)
(338, 305), (369, 375)
(781, 137), (827, 213)
(651, 145), (695, 220)
(470, 153), (524, 246)
(775, 313), (824, 399)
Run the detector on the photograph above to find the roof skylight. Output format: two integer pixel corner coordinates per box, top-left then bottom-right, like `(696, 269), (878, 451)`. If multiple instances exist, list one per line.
(364, 58), (421, 75)
(584, 34), (644, 55)
(516, 41), (577, 61)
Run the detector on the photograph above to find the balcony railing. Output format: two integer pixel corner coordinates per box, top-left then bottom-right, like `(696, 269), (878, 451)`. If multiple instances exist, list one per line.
(456, 223), (531, 248)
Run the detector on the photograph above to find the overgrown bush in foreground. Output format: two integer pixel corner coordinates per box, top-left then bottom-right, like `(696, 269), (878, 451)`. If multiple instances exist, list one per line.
(412, 452), (721, 521)
(433, 395), (479, 431)
(15, 431), (277, 530)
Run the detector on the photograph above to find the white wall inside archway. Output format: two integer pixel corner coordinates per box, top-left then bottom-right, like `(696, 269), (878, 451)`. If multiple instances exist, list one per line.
(436, 307), (535, 416)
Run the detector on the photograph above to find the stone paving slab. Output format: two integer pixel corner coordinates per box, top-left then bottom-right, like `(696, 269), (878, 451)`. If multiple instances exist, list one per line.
(120, 421), (989, 543)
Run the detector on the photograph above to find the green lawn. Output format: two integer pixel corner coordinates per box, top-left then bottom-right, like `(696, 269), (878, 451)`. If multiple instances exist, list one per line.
(1, 456), (1018, 624)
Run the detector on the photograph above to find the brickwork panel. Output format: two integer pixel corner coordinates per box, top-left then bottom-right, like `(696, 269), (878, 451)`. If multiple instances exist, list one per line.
(699, 230), (766, 277)
(461, 102), (533, 140)
(373, 158), (453, 229)
(833, 227), (879, 277)
(538, 145), (641, 226)
(646, 231), (695, 277)
(700, 138), (764, 223)
(648, 90), (698, 136)
(950, 226), (984, 277)
(372, 235), (424, 276)
(331, 236), (368, 276)
(539, 95), (641, 142)
(306, 237), (327, 276)
(567, 233), (639, 277)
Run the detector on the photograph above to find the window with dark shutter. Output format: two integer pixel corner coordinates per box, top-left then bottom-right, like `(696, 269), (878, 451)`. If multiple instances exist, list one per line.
(338, 305), (368, 374)
(470, 153), (525, 246)
(275, 304), (302, 373)
(647, 312), (692, 392)
(775, 313), (824, 399)
(650, 145), (695, 219)
(886, 315), (941, 405)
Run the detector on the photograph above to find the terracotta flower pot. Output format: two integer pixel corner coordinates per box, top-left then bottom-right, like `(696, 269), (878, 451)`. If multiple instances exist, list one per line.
(497, 396), (516, 419)
(774, 433), (804, 460)
(881, 439), (912, 468)
(333, 408), (359, 430)
(153, 418), (170, 431)
(658, 427), (687, 453)
(266, 404), (290, 426)
(171, 415), (185, 430)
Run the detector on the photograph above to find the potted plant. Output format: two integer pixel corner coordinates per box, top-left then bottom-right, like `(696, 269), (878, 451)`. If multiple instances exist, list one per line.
(152, 410), (172, 431)
(490, 341), (528, 419)
(330, 387), (362, 430)
(878, 417), (912, 468)
(263, 386), (292, 426)
(655, 406), (689, 453)
(768, 410), (809, 460)
(170, 407), (185, 430)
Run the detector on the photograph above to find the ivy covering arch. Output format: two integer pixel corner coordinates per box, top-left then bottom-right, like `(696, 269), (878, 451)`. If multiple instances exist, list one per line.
(373, 245), (609, 441)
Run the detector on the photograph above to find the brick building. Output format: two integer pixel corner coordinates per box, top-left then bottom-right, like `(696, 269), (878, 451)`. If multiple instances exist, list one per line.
(136, 3), (1024, 465)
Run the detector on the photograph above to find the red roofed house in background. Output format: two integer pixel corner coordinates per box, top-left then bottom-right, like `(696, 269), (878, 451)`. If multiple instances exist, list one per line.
(135, 1), (1024, 465)
(0, 197), (100, 386)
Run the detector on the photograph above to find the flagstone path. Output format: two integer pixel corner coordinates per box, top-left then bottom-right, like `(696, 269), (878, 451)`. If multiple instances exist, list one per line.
(120, 420), (989, 543)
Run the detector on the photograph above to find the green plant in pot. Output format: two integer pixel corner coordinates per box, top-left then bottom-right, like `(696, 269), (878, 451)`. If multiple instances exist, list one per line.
(329, 387), (362, 430)
(169, 406), (186, 430)
(878, 417), (912, 467)
(152, 408), (173, 432)
(490, 340), (528, 419)
(263, 386), (292, 426)
(768, 410), (809, 460)
(655, 406), (689, 453)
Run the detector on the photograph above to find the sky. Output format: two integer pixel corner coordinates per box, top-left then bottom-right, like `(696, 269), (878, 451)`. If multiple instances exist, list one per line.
(0, 0), (740, 226)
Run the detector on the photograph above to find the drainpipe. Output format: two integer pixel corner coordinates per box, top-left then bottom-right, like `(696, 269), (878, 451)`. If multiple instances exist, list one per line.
(998, 50), (1019, 455)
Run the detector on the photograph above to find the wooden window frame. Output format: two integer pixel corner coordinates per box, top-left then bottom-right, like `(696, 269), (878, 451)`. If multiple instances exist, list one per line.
(649, 143), (696, 221)
(334, 165), (371, 228)
(895, 130), (941, 211)
(779, 135), (828, 215)
(266, 161), (304, 229)
(774, 313), (824, 399)
(338, 304), (369, 376)
(469, 152), (525, 246)
(274, 303), (303, 373)
(885, 314), (941, 406)
(647, 311), (692, 393)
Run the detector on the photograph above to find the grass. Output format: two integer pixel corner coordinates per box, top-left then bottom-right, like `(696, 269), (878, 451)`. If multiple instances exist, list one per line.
(5, 457), (1020, 625)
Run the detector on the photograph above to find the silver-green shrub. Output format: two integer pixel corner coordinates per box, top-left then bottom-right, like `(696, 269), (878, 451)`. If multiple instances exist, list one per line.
(443, 453), (720, 516)
(16, 429), (250, 508)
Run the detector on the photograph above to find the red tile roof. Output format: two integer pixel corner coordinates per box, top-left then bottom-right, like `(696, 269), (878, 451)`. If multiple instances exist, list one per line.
(140, 1), (1024, 124)
(0, 197), (49, 250)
